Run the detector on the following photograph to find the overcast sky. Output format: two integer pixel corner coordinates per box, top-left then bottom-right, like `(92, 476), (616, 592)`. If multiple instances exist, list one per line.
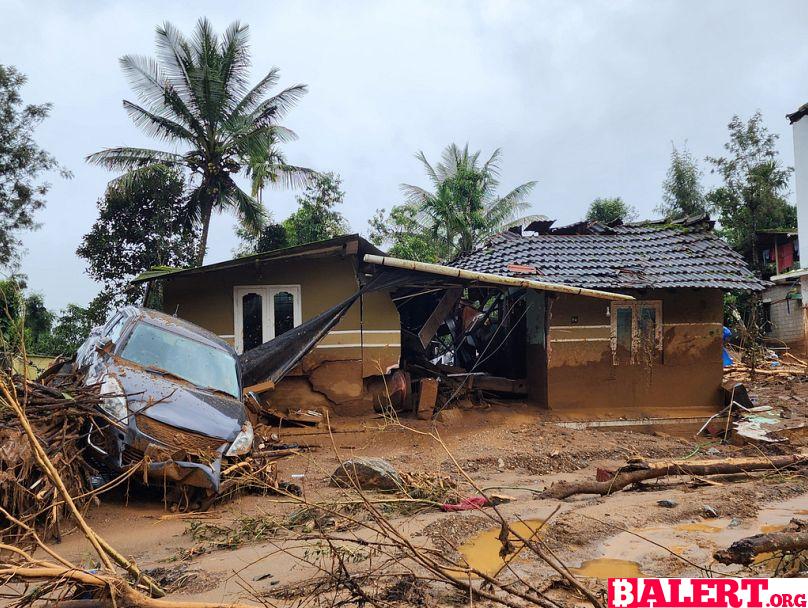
(3, 0), (808, 311)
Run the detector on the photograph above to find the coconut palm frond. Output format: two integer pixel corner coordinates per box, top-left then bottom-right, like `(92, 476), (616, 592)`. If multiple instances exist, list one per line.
(400, 144), (538, 259)
(86, 147), (184, 170)
(223, 178), (266, 235)
(122, 100), (197, 143)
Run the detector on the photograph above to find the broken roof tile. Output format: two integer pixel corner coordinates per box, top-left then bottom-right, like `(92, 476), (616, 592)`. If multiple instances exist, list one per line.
(452, 222), (766, 291)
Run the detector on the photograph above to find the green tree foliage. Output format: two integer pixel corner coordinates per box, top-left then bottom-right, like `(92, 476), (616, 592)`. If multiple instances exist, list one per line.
(657, 143), (706, 219)
(371, 144), (537, 261)
(368, 205), (440, 262)
(706, 111), (795, 271)
(42, 304), (98, 355)
(234, 219), (289, 256)
(0, 65), (69, 267)
(585, 197), (637, 224)
(283, 172), (349, 246)
(77, 165), (199, 316)
(87, 18), (313, 265)
(0, 278), (99, 357)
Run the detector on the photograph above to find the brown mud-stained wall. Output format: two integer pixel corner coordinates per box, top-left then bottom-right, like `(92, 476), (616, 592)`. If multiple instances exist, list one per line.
(160, 255), (401, 416)
(543, 288), (724, 412)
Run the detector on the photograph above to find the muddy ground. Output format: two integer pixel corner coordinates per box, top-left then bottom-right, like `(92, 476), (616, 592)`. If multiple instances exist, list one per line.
(45, 376), (808, 606)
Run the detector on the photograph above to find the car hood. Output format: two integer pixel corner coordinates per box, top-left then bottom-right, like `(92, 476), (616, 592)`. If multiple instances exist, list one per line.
(110, 360), (245, 442)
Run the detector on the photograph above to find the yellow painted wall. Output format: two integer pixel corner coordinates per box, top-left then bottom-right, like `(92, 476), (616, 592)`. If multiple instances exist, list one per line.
(161, 255), (400, 378)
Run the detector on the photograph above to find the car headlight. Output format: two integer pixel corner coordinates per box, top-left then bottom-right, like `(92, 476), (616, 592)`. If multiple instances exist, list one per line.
(99, 375), (129, 424)
(226, 421), (254, 457)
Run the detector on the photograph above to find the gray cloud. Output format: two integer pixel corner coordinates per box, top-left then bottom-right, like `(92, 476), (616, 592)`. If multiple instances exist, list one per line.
(2, 0), (807, 310)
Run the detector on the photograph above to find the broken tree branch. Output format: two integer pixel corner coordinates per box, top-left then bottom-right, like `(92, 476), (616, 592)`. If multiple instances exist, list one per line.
(0, 373), (165, 597)
(714, 518), (808, 566)
(541, 454), (807, 499)
(0, 565), (258, 608)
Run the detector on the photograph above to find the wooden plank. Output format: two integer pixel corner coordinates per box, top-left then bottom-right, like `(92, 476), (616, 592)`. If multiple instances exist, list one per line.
(418, 287), (463, 348)
(470, 375), (527, 395)
(417, 378), (439, 420)
(243, 379), (276, 396)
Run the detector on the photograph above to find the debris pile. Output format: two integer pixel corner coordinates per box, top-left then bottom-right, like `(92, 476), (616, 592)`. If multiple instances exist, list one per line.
(724, 345), (808, 380)
(0, 369), (105, 543)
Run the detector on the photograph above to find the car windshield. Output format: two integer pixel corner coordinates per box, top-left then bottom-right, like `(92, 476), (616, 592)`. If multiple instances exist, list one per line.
(119, 321), (240, 398)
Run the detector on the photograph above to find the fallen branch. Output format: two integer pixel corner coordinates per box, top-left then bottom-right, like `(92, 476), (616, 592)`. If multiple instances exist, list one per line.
(0, 373), (164, 597)
(714, 518), (808, 566)
(541, 454), (806, 499)
(0, 565), (257, 607)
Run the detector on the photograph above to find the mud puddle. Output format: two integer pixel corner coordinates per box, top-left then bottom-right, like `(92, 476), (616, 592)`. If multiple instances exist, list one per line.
(571, 494), (808, 577)
(453, 519), (546, 577)
(571, 558), (646, 579)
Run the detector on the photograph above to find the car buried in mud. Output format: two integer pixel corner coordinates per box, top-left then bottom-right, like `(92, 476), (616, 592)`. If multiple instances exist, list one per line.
(74, 306), (253, 492)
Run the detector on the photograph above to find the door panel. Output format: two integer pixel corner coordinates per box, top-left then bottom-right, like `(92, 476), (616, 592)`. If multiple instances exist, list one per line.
(234, 285), (302, 354)
(234, 287), (270, 354)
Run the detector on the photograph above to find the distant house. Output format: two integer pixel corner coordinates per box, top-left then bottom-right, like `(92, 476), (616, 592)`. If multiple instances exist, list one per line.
(451, 216), (765, 413)
(755, 230), (804, 351)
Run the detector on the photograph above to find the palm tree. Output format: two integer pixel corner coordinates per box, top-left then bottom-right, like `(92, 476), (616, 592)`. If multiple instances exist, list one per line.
(87, 18), (313, 265)
(400, 144), (539, 259)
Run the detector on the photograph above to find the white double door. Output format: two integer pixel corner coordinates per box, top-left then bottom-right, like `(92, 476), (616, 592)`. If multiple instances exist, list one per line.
(234, 285), (301, 354)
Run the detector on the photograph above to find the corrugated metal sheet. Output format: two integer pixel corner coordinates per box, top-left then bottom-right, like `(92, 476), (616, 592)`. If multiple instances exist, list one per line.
(451, 223), (766, 291)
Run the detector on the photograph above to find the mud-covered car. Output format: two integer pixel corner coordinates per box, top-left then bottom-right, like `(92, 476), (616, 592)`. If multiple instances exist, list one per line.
(74, 306), (252, 491)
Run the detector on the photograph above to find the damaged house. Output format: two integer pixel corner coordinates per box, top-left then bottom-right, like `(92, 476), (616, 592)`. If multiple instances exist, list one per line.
(135, 217), (763, 420)
(135, 235), (402, 415)
(134, 234), (626, 417)
(448, 216), (765, 413)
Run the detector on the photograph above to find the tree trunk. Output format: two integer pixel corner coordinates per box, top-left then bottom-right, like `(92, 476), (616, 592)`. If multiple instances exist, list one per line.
(540, 454), (806, 499)
(196, 202), (213, 266)
(714, 519), (808, 566)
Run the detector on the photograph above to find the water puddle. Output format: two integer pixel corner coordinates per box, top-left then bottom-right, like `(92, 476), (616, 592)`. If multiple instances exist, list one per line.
(453, 519), (546, 577)
(571, 558), (646, 579)
(675, 522), (723, 533)
(760, 524), (785, 534)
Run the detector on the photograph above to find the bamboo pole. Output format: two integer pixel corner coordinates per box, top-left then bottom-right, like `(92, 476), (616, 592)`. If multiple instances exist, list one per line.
(363, 254), (635, 301)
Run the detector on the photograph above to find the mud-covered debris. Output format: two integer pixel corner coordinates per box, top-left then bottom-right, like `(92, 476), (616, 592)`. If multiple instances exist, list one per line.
(714, 518), (808, 566)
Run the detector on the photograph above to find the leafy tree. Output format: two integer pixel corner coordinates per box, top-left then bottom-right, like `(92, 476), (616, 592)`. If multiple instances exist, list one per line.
(585, 197), (637, 224)
(283, 172), (349, 246)
(87, 18), (313, 265)
(77, 165), (199, 315)
(234, 219), (289, 256)
(0, 278), (26, 355)
(0, 65), (69, 267)
(23, 292), (55, 353)
(43, 304), (98, 355)
(383, 144), (536, 261)
(706, 111), (795, 272)
(368, 205), (440, 262)
(657, 143), (706, 219)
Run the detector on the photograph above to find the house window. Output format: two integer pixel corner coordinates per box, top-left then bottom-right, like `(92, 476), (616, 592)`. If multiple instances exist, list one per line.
(242, 292), (264, 351)
(234, 285), (302, 353)
(273, 290), (295, 337)
(610, 301), (663, 365)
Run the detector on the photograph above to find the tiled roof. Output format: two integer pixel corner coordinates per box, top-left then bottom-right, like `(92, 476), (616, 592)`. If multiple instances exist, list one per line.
(451, 220), (766, 291)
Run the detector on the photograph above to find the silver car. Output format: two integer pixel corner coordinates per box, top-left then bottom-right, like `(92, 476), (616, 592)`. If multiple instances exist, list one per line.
(75, 306), (253, 491)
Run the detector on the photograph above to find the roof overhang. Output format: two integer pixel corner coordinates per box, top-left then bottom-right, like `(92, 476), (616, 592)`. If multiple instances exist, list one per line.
(770, 267), (808, 284)
(363, 254), (635, 301)
(132, 235), (384, 284)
